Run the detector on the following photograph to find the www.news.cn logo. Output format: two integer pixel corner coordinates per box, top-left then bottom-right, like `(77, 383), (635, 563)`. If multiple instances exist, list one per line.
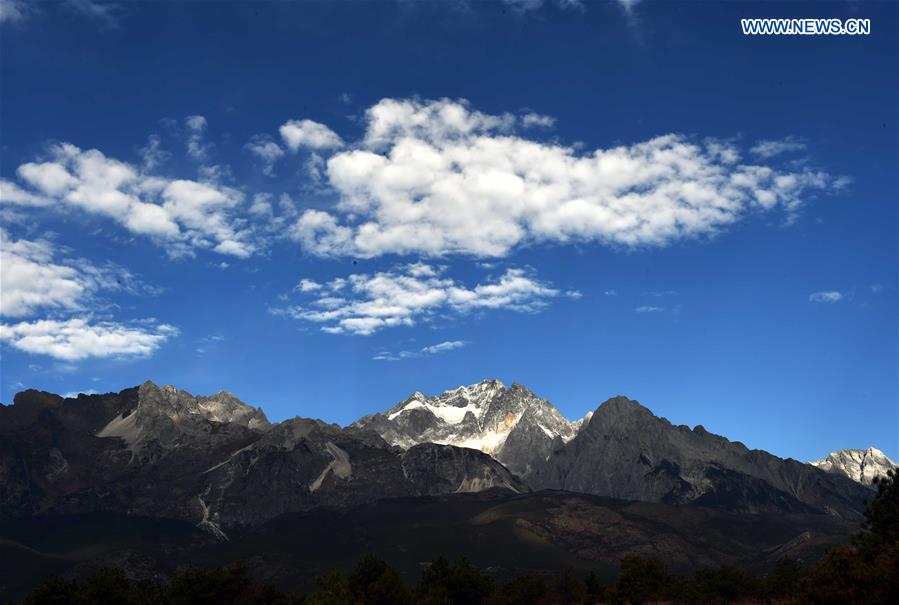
(741, 18), (871, 36)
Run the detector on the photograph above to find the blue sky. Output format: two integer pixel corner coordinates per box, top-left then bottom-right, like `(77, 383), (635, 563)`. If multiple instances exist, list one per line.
(0, 0), (896, 463)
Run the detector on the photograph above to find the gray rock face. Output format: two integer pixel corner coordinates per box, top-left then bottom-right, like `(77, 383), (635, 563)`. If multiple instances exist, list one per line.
(528, 396), (870, 520)
(810, 447), (898, 485)
(352, 380), (582, 478)
(0, 383), (526, 536)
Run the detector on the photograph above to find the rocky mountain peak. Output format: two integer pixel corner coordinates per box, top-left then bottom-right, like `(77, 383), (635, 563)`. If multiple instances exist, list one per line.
(584, 396), (655, 431)
(135, 381), (269, 429)
(353, 379), (582, 479)
(810, 446), (898, 485)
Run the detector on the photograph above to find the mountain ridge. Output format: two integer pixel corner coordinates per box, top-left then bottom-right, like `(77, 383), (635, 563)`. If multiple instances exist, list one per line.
(0, 379), (879, 534)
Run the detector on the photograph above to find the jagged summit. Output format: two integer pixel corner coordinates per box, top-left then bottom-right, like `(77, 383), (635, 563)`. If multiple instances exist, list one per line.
(353, 378), (585, 478)
(94, 381), (270, 457)
(810, 447), (898, 485)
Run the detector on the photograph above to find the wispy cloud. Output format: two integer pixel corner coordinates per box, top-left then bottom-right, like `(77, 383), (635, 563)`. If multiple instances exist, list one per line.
(374, 340), (468, 361)
(809, 291), (843, 303)
(635, 305), (665, 313)
(750, 136), (806, 159)
(196, 333), (225, 355)
(0, 0), (36, 24)
(64, 0), (123, 28)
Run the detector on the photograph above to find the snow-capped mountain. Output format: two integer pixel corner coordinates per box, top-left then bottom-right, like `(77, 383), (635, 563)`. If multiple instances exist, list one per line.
(810, 447), (898, 485)
(352, 379), (588, 478)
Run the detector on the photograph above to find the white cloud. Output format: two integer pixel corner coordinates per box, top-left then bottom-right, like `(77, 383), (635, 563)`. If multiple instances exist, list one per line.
(185, 115), (212, 160)
(245, 134), (285, 176)
(521, 112), (555, 128)
(0, 318), (177, 361)
(809, 291), (843, 303)
(0, 230), (155, 318)
(421, 340), (467, 355)
(615, 0), (642, 11)
(750, 137), (806, 159)
(0, 0), (33, 24)
(289, 98), (841, 259)
(604, 289), (618, 296)
(1, 233), (87, 317)
(501, 0), (585, 12)
(137, 134), (170, 171)
(635, 305), (664, 313)
(871, 284), (883, 293)
(63, 389), (99, 398)
(7, 143), (254, 257)
(279, 119), (344, 151)
(297, 278), (323, 292)
(374, 339), (468, 361)
(0, 179), (49, 206)
(273, 263), (576, 335)
(64, 0), (122, 28)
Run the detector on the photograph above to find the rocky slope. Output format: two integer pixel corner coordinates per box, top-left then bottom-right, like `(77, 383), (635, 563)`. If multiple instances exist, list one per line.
(0, 382), (526, 537)
(810, 447), (897, 485)
(528, 396), (870, 520)
(352, 380), (587, 478)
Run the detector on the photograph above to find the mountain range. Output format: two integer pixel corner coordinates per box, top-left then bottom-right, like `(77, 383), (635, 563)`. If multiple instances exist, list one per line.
(2, 379), (882, 532)
(1, 378), (890, 598)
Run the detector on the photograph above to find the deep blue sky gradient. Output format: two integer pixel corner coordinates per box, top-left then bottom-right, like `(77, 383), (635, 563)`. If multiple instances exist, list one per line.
(1, 1), (896, 462)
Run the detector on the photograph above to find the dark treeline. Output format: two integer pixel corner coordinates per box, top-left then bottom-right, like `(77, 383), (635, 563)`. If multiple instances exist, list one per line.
(18, 471), (898, 605)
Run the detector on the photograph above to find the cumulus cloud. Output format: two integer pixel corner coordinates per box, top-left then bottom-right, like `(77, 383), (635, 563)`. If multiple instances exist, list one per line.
(279, 119), (344, 151)
(374, 339), (468, 361)
(245, 134), (285, 175)
(0, 230), (156, 318)
(272, 263), (577, 335)
(0, 318), (177, 361)
(6, 142), (254, 257)
(809, 291), (843, 303)
(750, 136), (806, 159)
(288, 98), (842, 259)
(296, 278), (323, 292)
